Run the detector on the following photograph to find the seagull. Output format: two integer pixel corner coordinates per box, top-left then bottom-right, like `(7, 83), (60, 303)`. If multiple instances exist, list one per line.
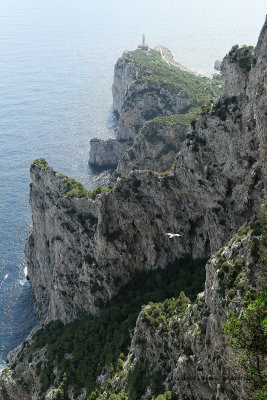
(165, 232), (181, 238)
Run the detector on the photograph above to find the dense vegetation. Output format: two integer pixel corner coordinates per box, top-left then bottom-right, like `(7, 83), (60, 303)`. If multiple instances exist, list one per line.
(224, 207), (267, 400)
(126, 49), (222, 101)
(228, 44), (256, 72)
(124, 49), (222, 125)
(27, 256), (206, 399)
(58, 173), (114, 200)
(224, 290), (267, 400)
(33, 158), (49, 169)
(150, 107), (200, 126)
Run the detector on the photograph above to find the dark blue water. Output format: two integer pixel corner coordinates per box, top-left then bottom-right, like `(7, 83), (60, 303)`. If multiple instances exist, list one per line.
(0, 0), (266, 369)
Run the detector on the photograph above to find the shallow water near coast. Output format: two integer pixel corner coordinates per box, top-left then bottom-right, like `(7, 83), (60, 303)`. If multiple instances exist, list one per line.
(0, 0), (266, 369)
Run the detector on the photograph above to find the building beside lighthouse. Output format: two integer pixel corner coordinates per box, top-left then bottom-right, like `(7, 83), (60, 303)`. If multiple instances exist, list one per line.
(138, 34), (149, 51)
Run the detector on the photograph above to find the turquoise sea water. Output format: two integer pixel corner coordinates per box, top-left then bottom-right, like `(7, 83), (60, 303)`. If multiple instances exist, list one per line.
(0, 0), (266, 369)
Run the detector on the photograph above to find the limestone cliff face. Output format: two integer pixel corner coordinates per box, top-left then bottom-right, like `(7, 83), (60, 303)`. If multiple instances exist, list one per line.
(24, 18), (267, 325)
(89, 138), (129, 167)
(25, 164), (102, 323)
(89, 53), (139, 167)
(112, 52), (138, 115)
(116, 80), (190, 142)
(114, 121), (187, 177)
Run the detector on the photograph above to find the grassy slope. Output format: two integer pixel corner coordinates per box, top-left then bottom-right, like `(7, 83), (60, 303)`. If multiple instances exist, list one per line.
(124, 49), (222, 126)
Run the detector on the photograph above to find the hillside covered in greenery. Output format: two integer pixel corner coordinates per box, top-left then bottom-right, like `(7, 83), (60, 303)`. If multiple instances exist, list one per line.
(124, 49), (222, 125)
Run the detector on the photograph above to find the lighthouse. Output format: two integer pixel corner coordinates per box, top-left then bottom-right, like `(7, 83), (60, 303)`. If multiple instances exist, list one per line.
(138, 34), (149, 51)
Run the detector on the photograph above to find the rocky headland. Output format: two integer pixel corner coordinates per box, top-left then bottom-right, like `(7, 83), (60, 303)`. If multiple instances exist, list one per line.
(89, 46), (222, 170)
(0, 17), (266, 400)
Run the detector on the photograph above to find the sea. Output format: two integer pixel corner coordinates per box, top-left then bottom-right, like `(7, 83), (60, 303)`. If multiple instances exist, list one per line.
(0, 0), (266, 369)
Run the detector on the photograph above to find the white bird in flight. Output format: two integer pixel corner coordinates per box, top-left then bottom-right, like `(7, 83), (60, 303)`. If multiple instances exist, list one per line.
(165, 232), (181, 238)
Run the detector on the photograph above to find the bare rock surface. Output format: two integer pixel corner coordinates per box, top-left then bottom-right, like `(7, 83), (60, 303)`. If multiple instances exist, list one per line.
(89, 138), (130, 167)
(114, 121), (187, 177)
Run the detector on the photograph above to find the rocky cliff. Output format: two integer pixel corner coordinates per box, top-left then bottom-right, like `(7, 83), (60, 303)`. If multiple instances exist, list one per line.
(25, 17), (266, 324)
(0, 17), (266, 400)
(114, 119), (186, 178)
(89, 48), (221, 168)
(0, 217), (266, 400)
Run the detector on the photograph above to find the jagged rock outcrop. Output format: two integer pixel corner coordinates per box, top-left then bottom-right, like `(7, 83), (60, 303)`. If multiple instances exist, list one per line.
(221, 44), (255, 96)
(0, 369), (31, 400)
(114, 121), (187, 177)
(24, 17), (267, 325)
(89, 138), (130, 167)
(214, 59), (222, 71)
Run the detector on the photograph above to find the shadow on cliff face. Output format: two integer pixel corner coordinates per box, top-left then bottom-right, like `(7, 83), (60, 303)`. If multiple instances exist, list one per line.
(31, 256), (206, 396)
(88, 164), (116, 176)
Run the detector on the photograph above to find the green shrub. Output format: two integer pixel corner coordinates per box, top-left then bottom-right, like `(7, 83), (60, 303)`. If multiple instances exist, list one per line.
(151, 371), (165, 396)
(233, 258), (244, 269)
(33, 158), (49, 169)
(227, 288), (236, 299)
(150, 108), (201, 127)
(152, 392), (172, 400)
(127, 361), (148, 400)
(142, 291), (190, 330)
(221, 262), (231, 273)
(217, 269), (224, 280)
(236, 281), (246, 292)
(224, 290), (267, 399)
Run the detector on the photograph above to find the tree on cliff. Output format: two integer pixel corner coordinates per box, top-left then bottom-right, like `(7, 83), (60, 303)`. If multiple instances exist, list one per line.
(224, 289), (267, 399)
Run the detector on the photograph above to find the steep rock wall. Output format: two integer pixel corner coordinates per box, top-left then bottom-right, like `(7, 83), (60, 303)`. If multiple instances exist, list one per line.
(116, 80), (190, 142)
(114, 121), (187, 177)
(89, 138), (130, 167)
(112, 52), (138, 115)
